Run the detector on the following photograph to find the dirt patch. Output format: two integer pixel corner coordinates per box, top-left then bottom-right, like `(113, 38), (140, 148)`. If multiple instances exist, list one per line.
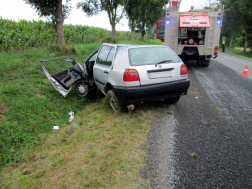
(0, 103), (9, 119)
(0, 115), (5, 120)
(235, 47), (251, 51)
(33, 90), (45, 98)
(0, 103), (9, 113)
(42, 77), (49, 82)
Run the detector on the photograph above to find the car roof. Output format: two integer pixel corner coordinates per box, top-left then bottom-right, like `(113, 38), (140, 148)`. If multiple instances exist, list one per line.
(102, 43), (166, 49)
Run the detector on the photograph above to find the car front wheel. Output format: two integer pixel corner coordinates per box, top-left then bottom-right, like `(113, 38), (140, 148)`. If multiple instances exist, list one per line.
(164, 96), (180, 104)
(107, 90), (127, 112)
(75, 81), (90, 97)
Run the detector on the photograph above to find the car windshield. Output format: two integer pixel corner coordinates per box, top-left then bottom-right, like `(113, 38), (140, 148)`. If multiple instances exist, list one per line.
(128, 47), (181, 66)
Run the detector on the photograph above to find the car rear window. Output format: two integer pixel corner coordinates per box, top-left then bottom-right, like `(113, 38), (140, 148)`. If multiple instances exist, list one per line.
(128, 47), (181, 66)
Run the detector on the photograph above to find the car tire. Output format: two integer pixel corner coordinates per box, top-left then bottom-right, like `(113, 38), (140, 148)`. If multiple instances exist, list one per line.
(164, 96), (180, 104)
(107, 90), (128, 112)
(75, 81), (90, 97)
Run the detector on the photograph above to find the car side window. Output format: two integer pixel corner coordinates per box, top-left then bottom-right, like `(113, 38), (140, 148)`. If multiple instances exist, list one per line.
(96, 46), (115, 66)
(106, 47), (115, 66)
(89, 52), (97, 62)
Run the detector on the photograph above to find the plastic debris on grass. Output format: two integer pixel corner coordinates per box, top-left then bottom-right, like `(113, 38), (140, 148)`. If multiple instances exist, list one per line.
(68, 111), (74, 125)
(53, 126), (59, 130)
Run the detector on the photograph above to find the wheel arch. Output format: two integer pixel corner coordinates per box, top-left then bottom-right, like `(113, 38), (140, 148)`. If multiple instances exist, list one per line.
(105, 83), (113, 94)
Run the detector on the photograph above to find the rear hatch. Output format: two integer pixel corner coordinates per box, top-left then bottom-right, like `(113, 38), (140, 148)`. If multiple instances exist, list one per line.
(128, 46), (185, 85)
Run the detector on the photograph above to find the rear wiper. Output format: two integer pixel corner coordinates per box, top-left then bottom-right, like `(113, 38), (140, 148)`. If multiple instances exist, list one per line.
(155, 60), (172, 67)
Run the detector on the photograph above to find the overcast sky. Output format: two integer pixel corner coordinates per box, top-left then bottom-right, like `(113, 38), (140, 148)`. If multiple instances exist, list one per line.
(0, 0), (209, 31)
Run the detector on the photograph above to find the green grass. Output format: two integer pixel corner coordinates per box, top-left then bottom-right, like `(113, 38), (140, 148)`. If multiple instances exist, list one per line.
(220, 47), (252, 61)
(0, 40), (165, 188)
(0, 46), (92, 167)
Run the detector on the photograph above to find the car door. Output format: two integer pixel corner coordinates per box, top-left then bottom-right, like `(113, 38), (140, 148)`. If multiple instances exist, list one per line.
(93, 45), (116, 94)
(84, 49), (98, 79)
(40, 58), (87, 97)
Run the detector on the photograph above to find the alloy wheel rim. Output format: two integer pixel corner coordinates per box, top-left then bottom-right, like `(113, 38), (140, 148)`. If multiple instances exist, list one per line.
(109, 96), (118, 111)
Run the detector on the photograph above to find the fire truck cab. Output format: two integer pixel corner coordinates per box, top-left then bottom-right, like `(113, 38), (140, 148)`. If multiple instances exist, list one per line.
(157, 0), (223, 67)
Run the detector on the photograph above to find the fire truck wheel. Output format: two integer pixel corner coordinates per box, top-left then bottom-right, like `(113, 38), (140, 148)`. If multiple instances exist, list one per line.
(202, 63), (210, 67)
(197, 56), (210, 67)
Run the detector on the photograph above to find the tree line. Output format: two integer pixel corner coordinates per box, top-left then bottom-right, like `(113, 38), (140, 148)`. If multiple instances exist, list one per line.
(25, 0), (167, 50)
(24, 0), (252, 52)
(221, 0), (252, 52)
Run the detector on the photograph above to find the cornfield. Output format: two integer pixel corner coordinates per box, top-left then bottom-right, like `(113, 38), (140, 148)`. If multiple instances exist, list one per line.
(0, 19), (135, 51)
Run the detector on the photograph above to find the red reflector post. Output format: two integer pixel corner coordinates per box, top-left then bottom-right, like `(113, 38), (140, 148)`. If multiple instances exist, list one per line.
(180, 64), (188, 75)
(214, 46), (218, 56)
(123, 69), (140, 82)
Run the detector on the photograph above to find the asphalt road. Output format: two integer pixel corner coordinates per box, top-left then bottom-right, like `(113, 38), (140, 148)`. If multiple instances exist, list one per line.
(141, 53), (252, 188)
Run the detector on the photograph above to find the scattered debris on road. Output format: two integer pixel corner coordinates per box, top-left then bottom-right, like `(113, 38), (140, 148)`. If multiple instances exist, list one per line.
(189, 153), (198, 158)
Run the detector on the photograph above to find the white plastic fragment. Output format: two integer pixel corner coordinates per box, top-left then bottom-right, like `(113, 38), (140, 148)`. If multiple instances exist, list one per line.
(68, 111), (74, 124)
(53, 126), (59, 130)
(195, 97), (198, 99)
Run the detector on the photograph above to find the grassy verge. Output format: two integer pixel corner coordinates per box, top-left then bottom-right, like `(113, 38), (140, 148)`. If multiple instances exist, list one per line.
(0, 40), (163, 188)
(220, 47), (252, 61)
(1, 99), (156, 188)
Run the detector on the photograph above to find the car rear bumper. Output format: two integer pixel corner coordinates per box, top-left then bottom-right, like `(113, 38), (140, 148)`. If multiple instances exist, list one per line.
(113, 79), (190, 105)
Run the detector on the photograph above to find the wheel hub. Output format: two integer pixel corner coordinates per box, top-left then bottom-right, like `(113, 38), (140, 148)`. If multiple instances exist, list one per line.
(78, 85), (87, 94)
(76, 82), (89, 97)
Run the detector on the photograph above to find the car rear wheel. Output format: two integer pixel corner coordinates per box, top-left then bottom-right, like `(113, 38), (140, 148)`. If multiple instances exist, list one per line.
(107, 90), (127, 112)
(164, 96), (180, 104)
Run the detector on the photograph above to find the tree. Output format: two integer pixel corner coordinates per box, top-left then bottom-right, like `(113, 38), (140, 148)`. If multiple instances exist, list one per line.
(77, 0), (128, 42)
(125, 1), (141, 41)
(136, 0), (167, 41)
(146, 6), (166, 40)
(221, 0), (243, 49)
(221, 0), (252, 52)
(24, 0), (71, 50)
(238, 0), (252, 52)
(202, 0), (220, 9)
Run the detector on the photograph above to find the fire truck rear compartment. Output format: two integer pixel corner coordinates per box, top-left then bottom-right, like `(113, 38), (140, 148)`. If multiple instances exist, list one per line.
(178, 27), (207, 60)
(179, 27), (206, 46)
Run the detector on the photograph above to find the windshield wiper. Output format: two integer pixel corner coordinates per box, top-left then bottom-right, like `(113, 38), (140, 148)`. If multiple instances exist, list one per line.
(155, 60), (172, 67)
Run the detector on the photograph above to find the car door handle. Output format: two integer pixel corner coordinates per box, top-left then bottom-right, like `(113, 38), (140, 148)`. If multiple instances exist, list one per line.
(104, 70), (109, 74)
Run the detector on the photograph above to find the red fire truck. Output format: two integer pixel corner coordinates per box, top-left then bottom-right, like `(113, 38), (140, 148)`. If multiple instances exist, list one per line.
(156, 0), (224, 67)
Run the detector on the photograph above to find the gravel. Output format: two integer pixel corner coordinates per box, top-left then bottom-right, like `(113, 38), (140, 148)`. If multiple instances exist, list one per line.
(141, 56), (252, 188)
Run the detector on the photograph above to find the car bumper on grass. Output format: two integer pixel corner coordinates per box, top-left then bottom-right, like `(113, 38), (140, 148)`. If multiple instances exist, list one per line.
(113, 79), (190, 105)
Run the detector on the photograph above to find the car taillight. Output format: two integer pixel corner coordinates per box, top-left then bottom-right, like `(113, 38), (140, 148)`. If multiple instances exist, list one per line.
(123, 69), (140, 82)
(214, 46), (218, 56)
(180, 64), (188, 75)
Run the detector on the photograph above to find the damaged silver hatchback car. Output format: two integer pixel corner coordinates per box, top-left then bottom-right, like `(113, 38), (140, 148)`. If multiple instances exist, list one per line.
(41, 43), (190, 112)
